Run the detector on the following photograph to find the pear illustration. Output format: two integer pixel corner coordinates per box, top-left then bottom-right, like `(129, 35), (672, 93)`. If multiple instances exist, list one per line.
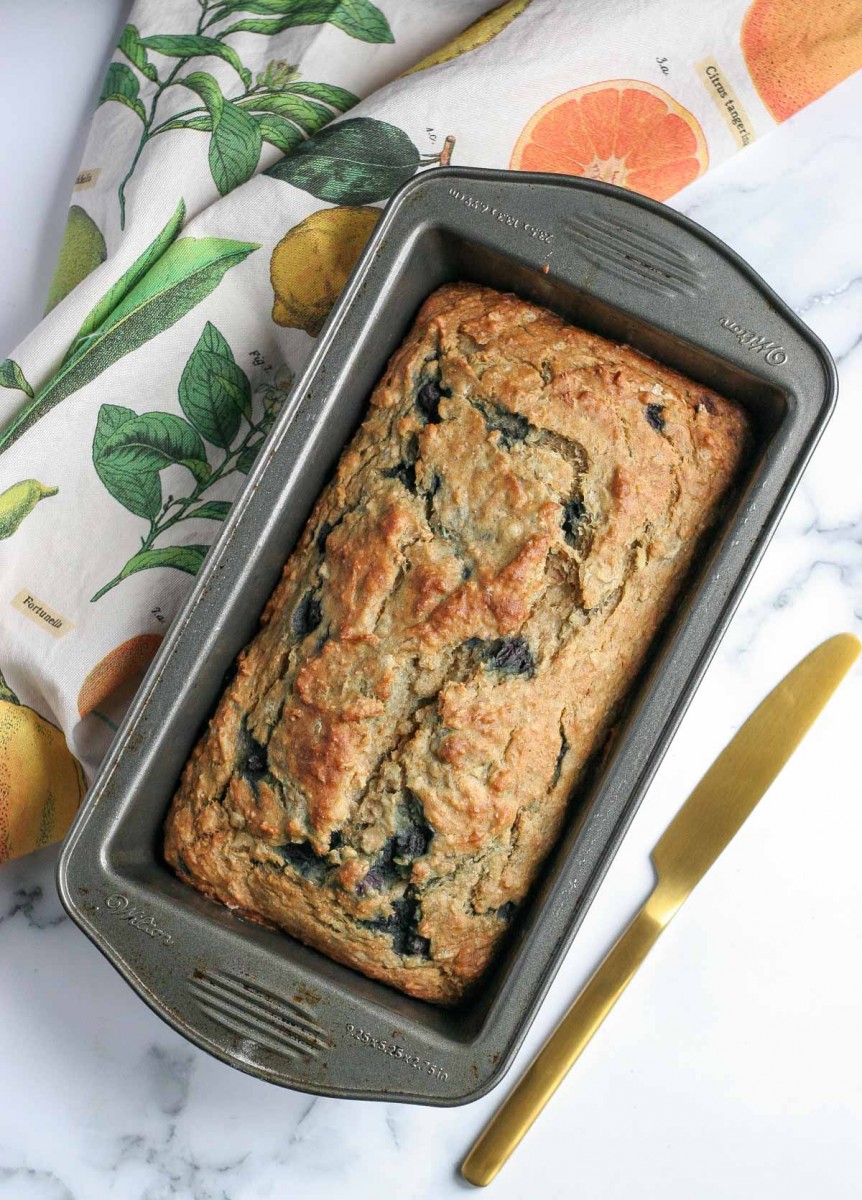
(46, 204), (107, 313)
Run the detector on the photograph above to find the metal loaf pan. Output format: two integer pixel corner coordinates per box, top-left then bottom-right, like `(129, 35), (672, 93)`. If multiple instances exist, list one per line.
(58, 169), (836, 1105)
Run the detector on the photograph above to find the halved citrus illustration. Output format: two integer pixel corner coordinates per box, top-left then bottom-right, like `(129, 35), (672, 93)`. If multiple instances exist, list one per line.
(741, 0), (862, 123)
(510, 79), (709, 201)
(271, 206), (380, 336)
(402, 0), (532, 75)
(0, 667), (86, 862)
(77, 633), (163, 719)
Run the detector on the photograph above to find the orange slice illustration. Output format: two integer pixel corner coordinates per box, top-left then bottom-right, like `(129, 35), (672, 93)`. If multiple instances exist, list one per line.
(742, 0), (862, 123)
(78, 633), (163, 719)
(510, 79), (708, 201)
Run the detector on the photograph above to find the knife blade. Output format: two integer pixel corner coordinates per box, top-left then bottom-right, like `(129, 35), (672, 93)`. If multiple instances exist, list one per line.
(462, 633), (860, 1187)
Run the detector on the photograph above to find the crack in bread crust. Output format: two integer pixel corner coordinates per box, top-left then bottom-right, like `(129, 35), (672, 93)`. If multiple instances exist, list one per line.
(164, 283), (751, 1006)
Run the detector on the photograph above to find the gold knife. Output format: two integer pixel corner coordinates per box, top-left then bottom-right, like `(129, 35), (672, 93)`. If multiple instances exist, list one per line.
(462, 633), (860, 1187)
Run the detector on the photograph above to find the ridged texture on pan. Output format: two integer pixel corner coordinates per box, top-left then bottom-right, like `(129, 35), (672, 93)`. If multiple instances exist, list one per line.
(164, 283), (750, 1005)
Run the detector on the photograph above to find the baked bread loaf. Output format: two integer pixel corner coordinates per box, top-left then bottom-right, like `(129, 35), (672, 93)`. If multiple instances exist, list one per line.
(164, 283), (749, 1006)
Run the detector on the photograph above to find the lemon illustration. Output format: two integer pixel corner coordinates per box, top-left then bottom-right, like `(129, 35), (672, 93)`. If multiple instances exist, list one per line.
(45, 204), (107, 313)
(270, 206), (380, 336)
(0, 479), (58, 541)
(402, 0), (532, 75)
(0, 668), (87, 863)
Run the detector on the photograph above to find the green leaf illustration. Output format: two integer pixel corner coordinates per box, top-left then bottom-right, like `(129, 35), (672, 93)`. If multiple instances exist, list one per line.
(210, 0), (393, 43)
(177, 72), (261, 190)
(71, 198), (186, 349)
(118, 24), (159, 82)
(188, 500), (232, 522)
(0, 667), (20, 705)
(209, 0), (315, 13)
(256, 114), (304, 154)
(0, 236), (259, 453)
(265, 117), (419, 204)
(45, 205), (107, 314)
(100, 61), (139, 101)
(103, 94), (147, 124)
(179, 322), (251, 448)
(176, 73), (261, 194)
(239, 92), (334, 130)
(156, 115), (214, 134)
(0, 359), (34, 398)
(101, 237), (255, 331)
(93, 407), (210, 520)
(99, 411), (209, 483)
(210, 99), (263, 194)
(213, 17), (308, 36)
(93, 544), (209, 600)
(177, 69), (224, 116)
(235, 444), (261, 474)
(209, 0), (323, 14)
(93, 402), (136, 458)
(93, 417), (163, 520)
(141, 33), (251, 88)
(286, 81), (358, 111)
(99, 62), (146, 121)
(324, 0), (394, 43)
(93, 404), (161, 520)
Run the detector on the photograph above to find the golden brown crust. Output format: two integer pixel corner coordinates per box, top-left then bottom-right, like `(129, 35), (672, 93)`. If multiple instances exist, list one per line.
(164, 283), (750, 1006)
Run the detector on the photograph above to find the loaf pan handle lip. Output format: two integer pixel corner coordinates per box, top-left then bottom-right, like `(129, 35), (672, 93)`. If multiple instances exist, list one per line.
(53, 867), (499, 1106)
(385, 165), (837, 429)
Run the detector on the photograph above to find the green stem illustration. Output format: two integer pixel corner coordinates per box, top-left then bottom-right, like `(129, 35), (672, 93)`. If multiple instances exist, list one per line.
(90, 321), (284, 603)
(150, 105), (207, 133)
(101, 0), (392, 227)
(149, 81), (272, 135)
(118, 1), (213, 226)
(118, 60), (186, 228)
(90, 423), (260, 601)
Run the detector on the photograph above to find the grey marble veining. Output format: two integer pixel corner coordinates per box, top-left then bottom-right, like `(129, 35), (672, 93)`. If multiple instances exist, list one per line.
(1, 68), (861, 1200)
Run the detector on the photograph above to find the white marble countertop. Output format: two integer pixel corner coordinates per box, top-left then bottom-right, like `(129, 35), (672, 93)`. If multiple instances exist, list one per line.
(1, 8), (861, 1199)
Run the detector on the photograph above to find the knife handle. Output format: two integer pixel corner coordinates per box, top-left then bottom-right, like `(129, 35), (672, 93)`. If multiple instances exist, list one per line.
(462, 899), (666, 1187)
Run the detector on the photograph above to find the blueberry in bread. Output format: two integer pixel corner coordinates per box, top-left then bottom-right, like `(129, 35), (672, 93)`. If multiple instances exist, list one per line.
(164, 283), (749, 1006)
